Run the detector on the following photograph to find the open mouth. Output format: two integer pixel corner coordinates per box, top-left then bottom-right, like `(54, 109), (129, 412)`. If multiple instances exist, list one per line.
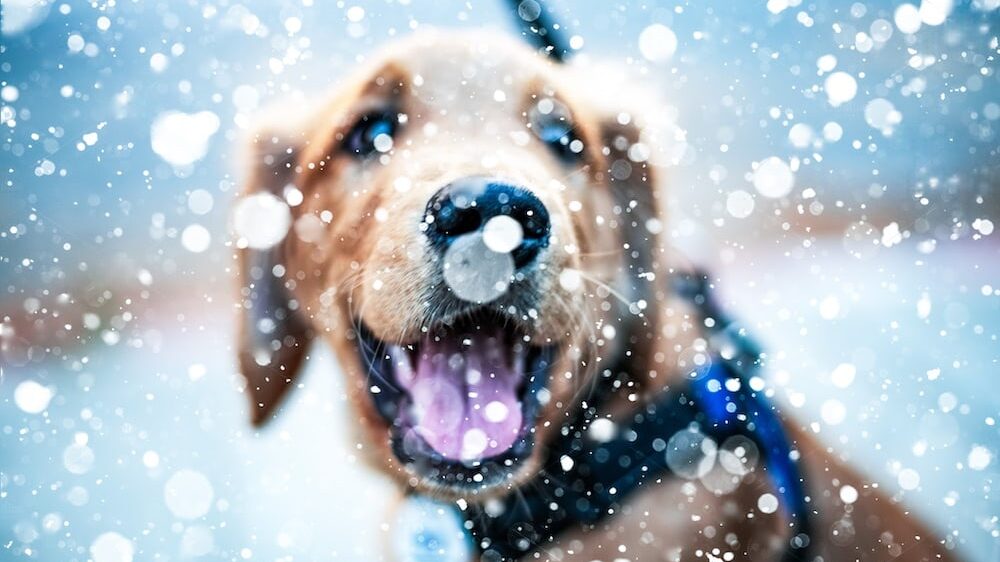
(357, 311), (555, 488)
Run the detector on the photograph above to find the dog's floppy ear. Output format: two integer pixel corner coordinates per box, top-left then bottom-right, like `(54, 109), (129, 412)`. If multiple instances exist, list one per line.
(598, 108), (662, 298)
(235, 126), (312, 427)
(588, 93), (671, 380)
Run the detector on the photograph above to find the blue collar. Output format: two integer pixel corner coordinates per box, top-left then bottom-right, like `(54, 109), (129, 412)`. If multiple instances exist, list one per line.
(395, 272), (813, 562)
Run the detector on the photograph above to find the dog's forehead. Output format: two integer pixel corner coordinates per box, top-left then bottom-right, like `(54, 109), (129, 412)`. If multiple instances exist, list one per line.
(385, 37), (552, 114)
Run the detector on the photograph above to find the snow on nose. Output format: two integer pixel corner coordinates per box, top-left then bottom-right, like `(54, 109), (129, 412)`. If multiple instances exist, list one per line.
(442, 232), (515, 304)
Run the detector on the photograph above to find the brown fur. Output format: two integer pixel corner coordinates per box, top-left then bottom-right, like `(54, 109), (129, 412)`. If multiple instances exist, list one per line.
(234, 30), (959, 561)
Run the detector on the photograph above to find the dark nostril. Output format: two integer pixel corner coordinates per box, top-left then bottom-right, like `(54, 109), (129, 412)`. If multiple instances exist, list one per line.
(428, 190), (484, 238)
(424, 177), (551, 268)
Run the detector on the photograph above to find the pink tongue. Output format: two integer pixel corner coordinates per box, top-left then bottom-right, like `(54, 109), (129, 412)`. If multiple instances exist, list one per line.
(397, 328), (524, 461)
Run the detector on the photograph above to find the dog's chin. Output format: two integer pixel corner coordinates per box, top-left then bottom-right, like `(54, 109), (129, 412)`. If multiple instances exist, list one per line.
(356, 309), (557, 497)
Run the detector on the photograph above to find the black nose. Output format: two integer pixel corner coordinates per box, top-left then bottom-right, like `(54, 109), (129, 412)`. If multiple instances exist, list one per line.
(424, 177), (551, 268)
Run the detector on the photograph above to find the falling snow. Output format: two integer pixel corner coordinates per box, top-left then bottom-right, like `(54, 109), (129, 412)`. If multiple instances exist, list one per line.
(232, 192), (292, 250)
(1, 0), (997, 560)
(751, 156), (795, 198)
(149, 110), (221, 167)
(13, 379), (54, 414)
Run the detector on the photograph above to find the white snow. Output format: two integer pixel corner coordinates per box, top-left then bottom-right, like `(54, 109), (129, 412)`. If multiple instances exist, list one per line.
(442, 233), (514, 304)
(284, 17), (303, 34)
(816, 54), (837, 73)
(588, 418), (616, 442)
(283, 185), (304, 206)
(1, 0), (52, 35)
(187, 363), (207, 381)
(181, 526), (215, 557)
(818, 295), (840, 319)
(726, 190), (755, 218)
(14, 379), (54, 414)
(881, 221), (903, 247)
(766, 0), (802, 14)
(898, 468), (921, 490)
(460, 428), (488, 460)
(968, 446), (992, 470)
(559, 455), (574, 471)
(920, 0), (953, 26)
(855, 32), (874, 53)
(972, 218), (994, 236)
(42, 513), (63, 533)
(187, 189), (214, 215)
(917, 293), (932, 319)
(67, 33), (85, 53)
(482, 215), (524, 254)
(142, 450), (160, 469)
(558, 268), (582, 291)
(373, 133), (393, 153)
(665, 427), (716, 479)
(63, 441), (95, 475)
(2, 5), (995, 558)
(870, 19), (894, 42)
(181, 224), (211, 253)
(822, 121), (843, 142)
(787, 123), (813, 149)
(830, 363), (856, 389)
(938, 392), (958, 413)
(150, 110), (220, 166)
(824, 72), (858, 107)
(894, 4), (922, 34)
(864, 98), (903, 135)
(90, 532), (134, 562)
(232, 85), (260, 112)
(483, 400), (510, 423)
(393, 176), (412, 193)
(346, 6), (365, 22)
(232, 192), (292, 250)
(164, 469), (215, 519)
(67, 486), (89, 507)
(751, 157), (795, 198)
(757, 493), (779, 514)
(149, 52), (169, 73)
(638, 24), (677, 63)
(0, 85), (18, 102)
(839, 485), (859, 504)
(821, 399), (847, 425)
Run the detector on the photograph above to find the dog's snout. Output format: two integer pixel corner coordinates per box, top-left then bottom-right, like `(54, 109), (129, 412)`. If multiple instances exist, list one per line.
(424, 177), (551, 268)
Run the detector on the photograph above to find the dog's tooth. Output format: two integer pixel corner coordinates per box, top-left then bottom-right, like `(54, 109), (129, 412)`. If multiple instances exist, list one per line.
(388, 345), (415, 386)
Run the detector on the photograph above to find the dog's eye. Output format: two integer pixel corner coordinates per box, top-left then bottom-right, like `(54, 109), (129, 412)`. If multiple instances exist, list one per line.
(528, 98), (584, 161)
(344, 110), (399, 157)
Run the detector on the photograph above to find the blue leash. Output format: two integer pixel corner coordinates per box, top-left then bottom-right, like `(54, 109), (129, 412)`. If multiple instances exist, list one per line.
(692, 360), (814, 560)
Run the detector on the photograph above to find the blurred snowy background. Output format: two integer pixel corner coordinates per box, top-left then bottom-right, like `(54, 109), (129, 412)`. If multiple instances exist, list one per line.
(1, 0), (998, 560)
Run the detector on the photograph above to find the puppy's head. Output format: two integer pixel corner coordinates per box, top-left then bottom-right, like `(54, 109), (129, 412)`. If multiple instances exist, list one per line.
(236, 30), (670, 499)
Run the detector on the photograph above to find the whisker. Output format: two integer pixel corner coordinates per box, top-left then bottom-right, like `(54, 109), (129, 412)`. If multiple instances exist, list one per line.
(343, 271), (402, 393)
(555, 163), (591, 186)
(575, 270), (635, 311)
(574, 249), (627, 259)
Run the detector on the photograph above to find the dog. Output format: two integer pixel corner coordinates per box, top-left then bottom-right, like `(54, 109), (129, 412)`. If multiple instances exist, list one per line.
(233, 30), (958, 561)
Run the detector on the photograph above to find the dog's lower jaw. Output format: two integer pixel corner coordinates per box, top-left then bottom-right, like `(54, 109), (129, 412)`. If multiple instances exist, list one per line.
(401, 452), (545, 504)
